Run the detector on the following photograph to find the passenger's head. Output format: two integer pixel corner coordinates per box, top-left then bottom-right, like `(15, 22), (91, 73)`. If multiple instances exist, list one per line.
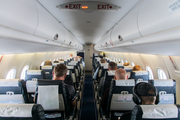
(44, 60), (52, 66)
(74, 56), (79, 61)
(70, 54), (73, 57)
(77, 56), (82, 59)
(59, 59), (64, 61)
(100, 59), (106, 63)
(133, 65), (142, 71)
(123, 62), (130, 66)
(133, 82), (157, 105)
(114, 68), (127, 80)
(108, 62), (117, 71)
(53, 64), (67, 80)
(53, 61), (59, 63)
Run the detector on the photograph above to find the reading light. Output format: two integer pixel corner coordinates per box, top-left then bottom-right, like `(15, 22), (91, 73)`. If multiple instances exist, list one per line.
(82, 6), (88, 9)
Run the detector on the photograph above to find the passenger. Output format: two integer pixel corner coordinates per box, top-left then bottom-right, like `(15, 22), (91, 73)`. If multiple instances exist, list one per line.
(98, 62), (117, 95)
(59, 59), (64, 61)
(53, 64), (76, 109)
(100, 59), (106, 63)
(53, 60), (59, 63)
(133, 65), (142, 71)
(74, 56), (79, 61)
(44, 60), (52, 66)
(100, 68), (127, 110)
(123, 62), (130, 66)
(120, 82), (157, 120)
(70, 54), (73, 58)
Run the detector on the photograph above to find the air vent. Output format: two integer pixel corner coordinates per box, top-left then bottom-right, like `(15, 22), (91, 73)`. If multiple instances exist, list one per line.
(69, 41), (72, 46)
(54, 34), (58, 40)
(118, 35), (123, 41)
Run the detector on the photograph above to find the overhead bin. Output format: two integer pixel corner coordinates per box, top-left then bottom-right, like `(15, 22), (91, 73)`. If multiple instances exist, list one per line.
(110, 4), (141, 46)
(0, 0), (38, 34)
(138, 0), (180, 36)
(34, 2), (66, 43)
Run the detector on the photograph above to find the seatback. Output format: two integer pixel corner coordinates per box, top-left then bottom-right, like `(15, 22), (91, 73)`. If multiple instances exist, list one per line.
(131, 104), (180, 120)
(35, 80), (69, 118)
(149, 79), (176, 104)
(107, 79), (136, 117)
(64, 70), (74, 86)
(25, 70), (43, 81)
(130, 71), (149, 81)
(0, 104), (45, 120)
(40, 66), (53, 79)
(100, 71), (116, 97)
(124, 66), (133, 79)
(117, 63), (123, 69)
(0, 79), (29, 103)
(98, 63), (109, 81)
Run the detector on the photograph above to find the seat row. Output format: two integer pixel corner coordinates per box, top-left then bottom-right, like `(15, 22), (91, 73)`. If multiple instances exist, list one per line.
(0, 57), (85, 120)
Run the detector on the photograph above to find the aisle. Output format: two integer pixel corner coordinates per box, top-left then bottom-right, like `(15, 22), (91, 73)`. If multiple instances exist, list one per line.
(79, 75), (97, 120)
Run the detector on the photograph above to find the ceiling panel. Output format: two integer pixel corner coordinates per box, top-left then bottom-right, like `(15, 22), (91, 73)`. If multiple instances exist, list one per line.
(38, 0), (140, 44)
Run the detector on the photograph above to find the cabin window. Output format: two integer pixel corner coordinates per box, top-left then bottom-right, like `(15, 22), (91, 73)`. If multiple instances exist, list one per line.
(121, 59), (124, 64)
(6, 68), (16, 79)
(20, 65), (29, 80)
(40, 61), (45, 66)
(146, 66), (154, 79)
(131, 62), (135, 66)
(157, 68), (167, 79)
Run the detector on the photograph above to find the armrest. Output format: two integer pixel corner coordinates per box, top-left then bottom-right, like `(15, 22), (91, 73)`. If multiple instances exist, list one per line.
(70, 97), (78, 120)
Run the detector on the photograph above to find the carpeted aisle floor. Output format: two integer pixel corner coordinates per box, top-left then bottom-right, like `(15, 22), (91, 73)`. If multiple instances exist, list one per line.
(79, 75), (97, 120)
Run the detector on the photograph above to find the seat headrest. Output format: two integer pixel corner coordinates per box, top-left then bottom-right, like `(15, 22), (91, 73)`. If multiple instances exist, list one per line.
(67, 70), (70, 75)
(132, 71), (148, 76)
(152, 79), (174, 86)
(100, 63), (108, 67)
(117, 63), (123, 66)
(68, 62), (77, 66)
(140, 104), (178, 119)
(107, 71), (116, 76)
(115, 80), (135, 86)
(124, 66), (133, 70)
(27, 70), (42, 75)
(59, 61), (64, 63)
(0, 104), (34, 117)
(70, 61), (78, 64)
(53, 63), (60, 66)
(67, 66), (74, 69)
(41, 66), (53, 70)
(0, 79), (20, 87)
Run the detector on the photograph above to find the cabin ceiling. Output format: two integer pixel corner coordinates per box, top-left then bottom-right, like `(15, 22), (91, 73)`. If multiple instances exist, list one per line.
(37, 0), (140, 45)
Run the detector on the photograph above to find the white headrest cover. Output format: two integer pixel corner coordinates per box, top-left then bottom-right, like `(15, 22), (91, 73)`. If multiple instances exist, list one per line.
(100, 63), (108, 67)
(124, 66), (133, 70)
(59, 61), (64, 63)
(140, 104), (178, 119)
(107, 71), (116, 76)
(0, 104), (33, 117)
(71, 61), (78, 64)
(115, 80), (135, 86)
(26, 81), (37, 93)
(103, 66), (108, 69)
(27, 70), (42, 75)
(67, 66), (74, 69)
(38, 85), (59, 110)
(68, 63), (77, 66)
(153, 79), (174, 86)
(53, 63), (60, 66)
(0, 79), (19, 87)
(133, 71), (148, 76)
(41, 66), (53, 70)
(117, 63), (123, 66)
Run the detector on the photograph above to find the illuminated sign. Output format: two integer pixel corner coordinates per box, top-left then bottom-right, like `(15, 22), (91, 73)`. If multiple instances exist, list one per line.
(57, 1), (120, 12)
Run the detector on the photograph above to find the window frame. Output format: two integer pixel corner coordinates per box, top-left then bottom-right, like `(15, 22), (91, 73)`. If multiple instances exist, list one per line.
(20, 65), (30, 80)
(146, 66), (154, 79)
(157, 68), (167, 79)
(6, 68), (17, 79)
